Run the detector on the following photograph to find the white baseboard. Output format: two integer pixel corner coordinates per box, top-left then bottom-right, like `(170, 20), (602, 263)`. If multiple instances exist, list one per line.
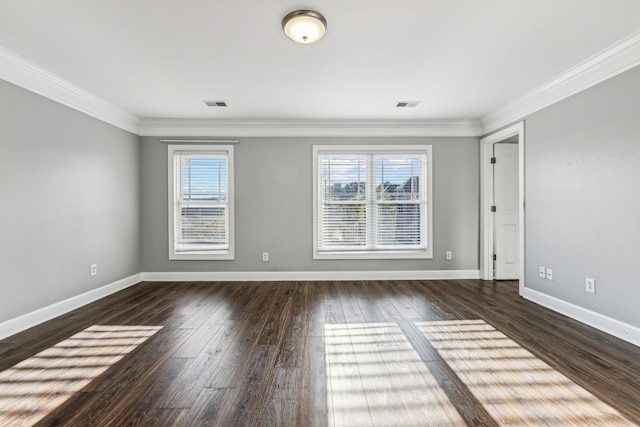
(141, 269), (480, 282)
(3, 271), (636, 351)
(521, 287), (640, 348)
(0, 273), (142, 340)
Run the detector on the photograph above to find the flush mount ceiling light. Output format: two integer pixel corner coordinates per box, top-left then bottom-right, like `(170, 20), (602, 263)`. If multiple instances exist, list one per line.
(282, 10), (327, 44)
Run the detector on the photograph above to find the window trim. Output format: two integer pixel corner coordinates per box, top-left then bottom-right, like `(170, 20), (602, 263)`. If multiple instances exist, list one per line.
(167, 144), (235, 260)
(312, 145), (433, 260)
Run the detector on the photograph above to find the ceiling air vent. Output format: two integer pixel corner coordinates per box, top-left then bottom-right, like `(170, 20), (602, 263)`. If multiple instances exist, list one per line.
(396, 101), (420, 108)
(204, 100), (228, 107)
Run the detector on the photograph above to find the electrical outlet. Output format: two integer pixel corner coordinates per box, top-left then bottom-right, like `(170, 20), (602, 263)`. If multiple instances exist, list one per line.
(445, 251), (452, 260)
(262, 252), (269, 262)
(586, 277), (596, 294)
(546, 268), (553, 281)
(90, 264), (97, 276)
(539, 266), (546, 279)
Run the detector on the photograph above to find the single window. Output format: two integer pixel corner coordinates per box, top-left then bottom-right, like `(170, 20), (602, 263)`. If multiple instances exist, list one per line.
(168, 145), (234, 260)
(313, 145), (432, 259)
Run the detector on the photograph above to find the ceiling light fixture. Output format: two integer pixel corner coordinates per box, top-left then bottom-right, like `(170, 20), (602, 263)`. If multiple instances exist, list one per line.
(282, 10), (327, 44)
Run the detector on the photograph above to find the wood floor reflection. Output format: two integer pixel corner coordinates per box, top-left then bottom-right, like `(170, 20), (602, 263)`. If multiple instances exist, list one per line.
(416, 320), (633, 426)
(325, 323), (465, 426)
(0, 280), (638, 426)
(0, 325), (161, 426)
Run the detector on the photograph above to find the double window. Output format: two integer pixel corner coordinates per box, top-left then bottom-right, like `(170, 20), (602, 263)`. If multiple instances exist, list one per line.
(168, 145), (234, 260)
(313, 145), (432, 259)
(167, 144), (430, 261)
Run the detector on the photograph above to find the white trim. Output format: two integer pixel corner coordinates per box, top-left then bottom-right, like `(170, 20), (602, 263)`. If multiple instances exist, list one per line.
(139, 118), (482, 137)
(167, 145), (235, 261)
(0, 273), (142, 340)
(481, 30), (640, 134)
(5, 270), (637, 348)
(141, 270), (480, 282)
(0, 47), (139, 134)
(312, 252), (432, 260)
(521, 287), (640, 348)
(479, 123), (526, 294)
(4, 29), (639, 139)
(312, 145), (433, 260)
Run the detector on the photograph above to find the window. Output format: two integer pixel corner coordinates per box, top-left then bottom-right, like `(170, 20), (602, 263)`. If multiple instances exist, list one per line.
(168, 145), (234, 260)
(313, 145), (432, 259)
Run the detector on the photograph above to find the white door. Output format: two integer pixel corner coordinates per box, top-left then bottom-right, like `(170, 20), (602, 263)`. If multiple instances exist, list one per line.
(494, 143), (519, 279)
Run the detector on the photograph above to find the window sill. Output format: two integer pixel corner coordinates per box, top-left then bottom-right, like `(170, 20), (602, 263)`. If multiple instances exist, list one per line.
(313, 250), (432, 260)
(169, 251), (234, 261)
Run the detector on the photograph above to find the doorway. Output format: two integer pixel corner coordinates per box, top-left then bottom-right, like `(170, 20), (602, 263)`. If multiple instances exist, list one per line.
(480, 122), (525, 290)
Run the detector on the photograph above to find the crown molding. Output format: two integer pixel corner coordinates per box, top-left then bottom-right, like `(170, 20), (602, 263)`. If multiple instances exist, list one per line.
(138, 118), (482, 137)
(6, 27), (639, 139)
(481, 30), (640, 134)
(0, 47), (139, 134)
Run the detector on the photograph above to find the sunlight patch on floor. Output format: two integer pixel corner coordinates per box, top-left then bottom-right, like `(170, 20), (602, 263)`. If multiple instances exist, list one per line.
(325, 322), (465, 427)
(0, 325), (162, 427)
(415, 319), (634, 426)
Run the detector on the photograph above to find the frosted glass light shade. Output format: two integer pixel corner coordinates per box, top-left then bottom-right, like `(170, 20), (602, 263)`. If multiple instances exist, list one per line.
(282, 10), (327, 44)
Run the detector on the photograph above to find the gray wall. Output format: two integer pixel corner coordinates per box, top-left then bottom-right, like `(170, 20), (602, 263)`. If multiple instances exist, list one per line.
(141, 136), (479, 272)
(524, 65), (640, 327)
(0, 80), (141, 324)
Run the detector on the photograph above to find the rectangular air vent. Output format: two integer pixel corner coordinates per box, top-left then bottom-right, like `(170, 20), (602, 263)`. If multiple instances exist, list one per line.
(204, 100), (227, 107)
(396, 101), (420, 108)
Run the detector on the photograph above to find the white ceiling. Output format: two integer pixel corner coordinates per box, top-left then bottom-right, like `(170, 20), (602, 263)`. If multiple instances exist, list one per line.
(1, 0), (640, 131)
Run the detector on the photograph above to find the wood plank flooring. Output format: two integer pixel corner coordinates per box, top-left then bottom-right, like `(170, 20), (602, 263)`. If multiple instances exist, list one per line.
(0, 280), (639, 426)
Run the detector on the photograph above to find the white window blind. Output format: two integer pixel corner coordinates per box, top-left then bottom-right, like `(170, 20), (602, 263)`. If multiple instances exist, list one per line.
(314, 145), (432, 259)
(168, 145), (234, 260)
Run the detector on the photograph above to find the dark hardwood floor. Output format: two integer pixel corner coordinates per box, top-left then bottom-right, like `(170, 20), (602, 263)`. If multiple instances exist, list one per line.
(0, 280), (639, 426)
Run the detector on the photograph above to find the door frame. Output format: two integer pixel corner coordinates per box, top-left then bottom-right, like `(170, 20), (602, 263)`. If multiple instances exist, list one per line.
(480, 122), (525, 292)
